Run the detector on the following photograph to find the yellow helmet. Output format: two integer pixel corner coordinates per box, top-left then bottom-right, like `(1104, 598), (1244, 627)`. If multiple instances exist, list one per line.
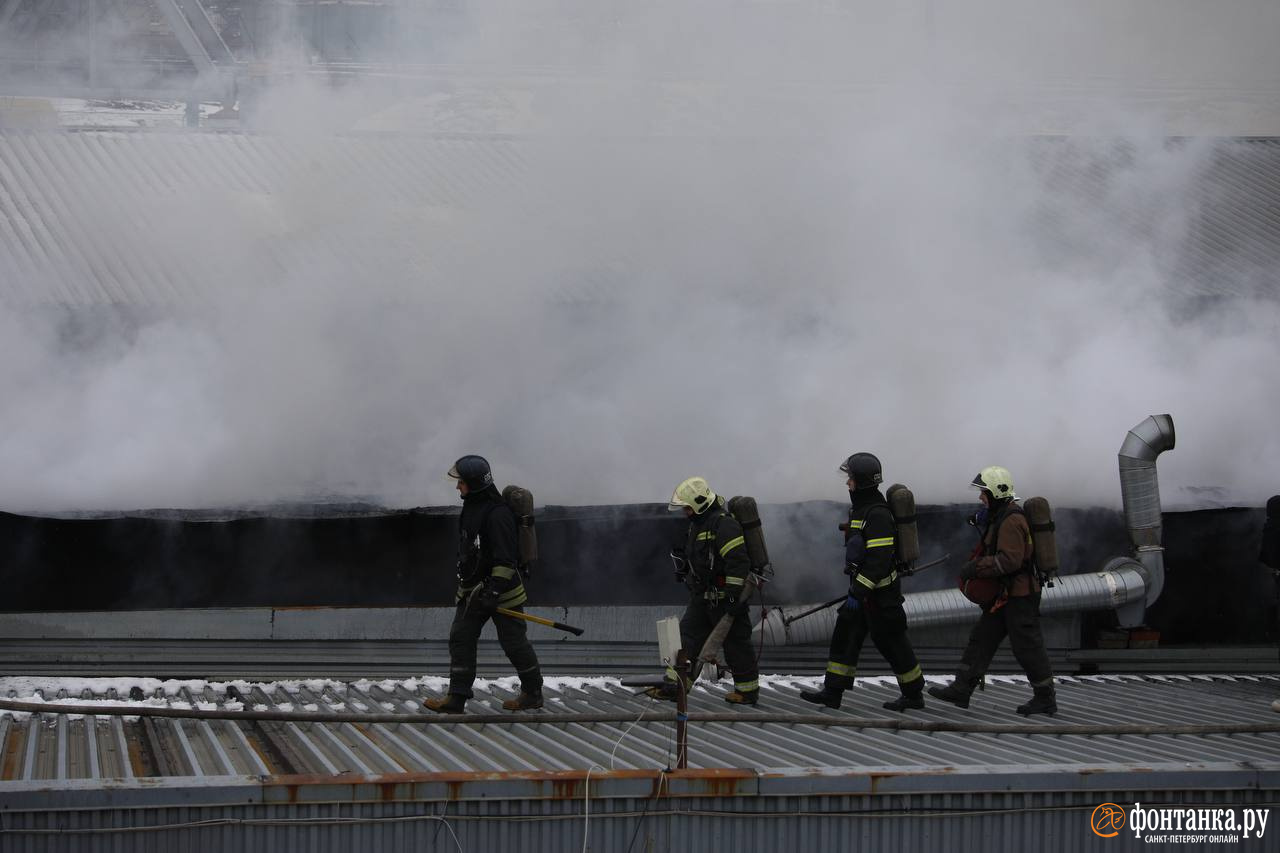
(669, 476), (717, 513)
(970, 465), (1017, 500)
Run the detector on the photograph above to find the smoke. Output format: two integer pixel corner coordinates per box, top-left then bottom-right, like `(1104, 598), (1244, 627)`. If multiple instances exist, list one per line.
(1, 0), (1279, 511)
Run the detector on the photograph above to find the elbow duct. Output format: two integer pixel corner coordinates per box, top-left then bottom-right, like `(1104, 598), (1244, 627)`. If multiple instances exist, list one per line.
(759, 414), (1176, 645)
(758, 559), (1153, 645)
(1118, 414), (1175, 605)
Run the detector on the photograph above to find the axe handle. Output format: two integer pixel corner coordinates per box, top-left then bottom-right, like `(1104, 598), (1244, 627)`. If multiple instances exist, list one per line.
(900, 553), (951, 576)
(496, 607), (585, 636)
(779, 553), (952, 626)
(782, 595), (847, 626)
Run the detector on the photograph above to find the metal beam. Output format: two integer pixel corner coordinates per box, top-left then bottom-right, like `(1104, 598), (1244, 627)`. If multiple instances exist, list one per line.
(172, 0), (234, 65)
(153, 0), (217, 78)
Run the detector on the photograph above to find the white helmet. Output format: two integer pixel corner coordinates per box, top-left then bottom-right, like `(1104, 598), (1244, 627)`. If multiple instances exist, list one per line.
(970, 465), (1017, 500)
(669, 476), (717, 513)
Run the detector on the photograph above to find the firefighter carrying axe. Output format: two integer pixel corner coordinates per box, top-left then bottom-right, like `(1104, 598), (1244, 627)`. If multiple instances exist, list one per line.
(776, 552), (951, 627)
(496, 607), (585, 636)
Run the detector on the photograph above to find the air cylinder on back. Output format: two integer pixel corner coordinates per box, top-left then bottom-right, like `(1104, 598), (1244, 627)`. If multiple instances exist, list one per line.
(502, 485), (538, 573)
(1024, 495), (1059, 578)
(728, 495), (772, 578)
(886, 483), (920, 566)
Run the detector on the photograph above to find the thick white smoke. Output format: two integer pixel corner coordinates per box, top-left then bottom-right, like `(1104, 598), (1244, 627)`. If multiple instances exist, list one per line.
(0, 0), (1277, 510)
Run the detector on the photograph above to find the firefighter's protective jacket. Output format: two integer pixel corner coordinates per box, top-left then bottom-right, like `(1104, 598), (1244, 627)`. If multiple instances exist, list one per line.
(683, 497), (750, 605)
(847, 487), (898, 593)
(455, 486), (528, 608)
(973, 500), (1039, 597)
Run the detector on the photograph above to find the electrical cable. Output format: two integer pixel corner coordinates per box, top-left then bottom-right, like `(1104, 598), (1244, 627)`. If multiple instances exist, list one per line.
(11, 800), (1278, 835)
(608, 697), (657, 770)
(623, 768), (667, 853)
(430, 799), (461, 851)
(1, 814), (467, 845)
(582, 763), (607, 853)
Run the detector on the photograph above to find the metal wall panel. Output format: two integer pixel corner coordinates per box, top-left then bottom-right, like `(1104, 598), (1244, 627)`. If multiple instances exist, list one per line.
(1, 132), (1278, 309)
(0, 130), (529, 307)
(0, 785), (1275, 852)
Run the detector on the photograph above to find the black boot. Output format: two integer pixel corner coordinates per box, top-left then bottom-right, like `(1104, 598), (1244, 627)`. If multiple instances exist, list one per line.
(503, 690), (544, 711)
(883, 691), (925, 712)
(799, 687), (843, 709)
(724, 690), (759, 706)
(1016, 685), (1057, 716)
(927, 681), (973, 709)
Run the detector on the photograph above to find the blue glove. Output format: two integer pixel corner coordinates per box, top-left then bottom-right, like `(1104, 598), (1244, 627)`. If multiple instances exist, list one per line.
(844, 594), (860, 611)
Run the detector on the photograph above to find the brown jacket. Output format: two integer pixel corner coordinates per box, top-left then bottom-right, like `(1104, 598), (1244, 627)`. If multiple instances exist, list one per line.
(974, 502), (1039, 597)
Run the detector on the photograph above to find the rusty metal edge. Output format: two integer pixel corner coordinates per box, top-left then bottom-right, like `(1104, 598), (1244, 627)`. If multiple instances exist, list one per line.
(1, 761), (1277, 814)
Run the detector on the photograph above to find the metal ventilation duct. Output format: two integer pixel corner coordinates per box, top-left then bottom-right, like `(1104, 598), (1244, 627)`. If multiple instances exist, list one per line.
(1118, 413), (1176, 604)
(758, 414), (1176, 644)
(758, 561), (1156, 645)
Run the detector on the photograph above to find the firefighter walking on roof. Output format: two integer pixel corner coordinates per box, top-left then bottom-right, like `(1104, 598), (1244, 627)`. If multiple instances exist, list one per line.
(424, 455), (544, 714)
(800, 453), (926, 712)
(651, 476), (761, 705)
(930, 465), (1058, 716)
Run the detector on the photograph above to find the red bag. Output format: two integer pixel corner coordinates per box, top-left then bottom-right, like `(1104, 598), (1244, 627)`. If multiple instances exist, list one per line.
(959, 576), (1005, 610)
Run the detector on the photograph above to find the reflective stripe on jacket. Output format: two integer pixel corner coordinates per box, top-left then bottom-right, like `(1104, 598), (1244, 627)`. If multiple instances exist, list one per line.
(685, 498), (750, 602)
(847, 488), (898, 590)
(454, 487), (528, 606)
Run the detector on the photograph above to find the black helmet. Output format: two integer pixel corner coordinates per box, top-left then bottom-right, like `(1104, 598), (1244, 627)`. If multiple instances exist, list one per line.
(448, 455), (494, 490)
(839, 452), (882, 489)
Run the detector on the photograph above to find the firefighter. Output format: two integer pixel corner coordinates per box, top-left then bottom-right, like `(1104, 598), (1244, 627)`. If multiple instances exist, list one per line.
(799, 453), (925, 712)
(1262, 496), (1280, 575)
(1262, 496), (1279, 712)
(649, 476), (760, 705)
(424, 455), (543, 713)
(929, 465), (1057, 716)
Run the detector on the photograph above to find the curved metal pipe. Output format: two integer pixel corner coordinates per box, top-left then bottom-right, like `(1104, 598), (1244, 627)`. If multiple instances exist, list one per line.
(757, 559), (1154, 645)
(761, 415), (1178, 645)
(1119, 414), (1175, 604)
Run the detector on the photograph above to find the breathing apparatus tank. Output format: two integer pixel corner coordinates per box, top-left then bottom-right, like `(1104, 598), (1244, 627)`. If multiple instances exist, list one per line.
(1024, 496), (1059, 586)
(728, 495), (772, 580)
(886, 483), (920, 567)
(502, 485), (538, 578)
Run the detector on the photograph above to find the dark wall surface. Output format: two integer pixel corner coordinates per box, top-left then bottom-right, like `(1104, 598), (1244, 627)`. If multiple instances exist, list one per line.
(1, 502), (1275, 644)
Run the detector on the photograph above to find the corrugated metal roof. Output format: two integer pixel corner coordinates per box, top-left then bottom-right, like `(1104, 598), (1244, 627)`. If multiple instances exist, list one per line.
(1, 131), (1277, 308)
(0, 130), (529, 306)
(1029, 137), (1280, 297)
(2, 674), (1277, 782)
